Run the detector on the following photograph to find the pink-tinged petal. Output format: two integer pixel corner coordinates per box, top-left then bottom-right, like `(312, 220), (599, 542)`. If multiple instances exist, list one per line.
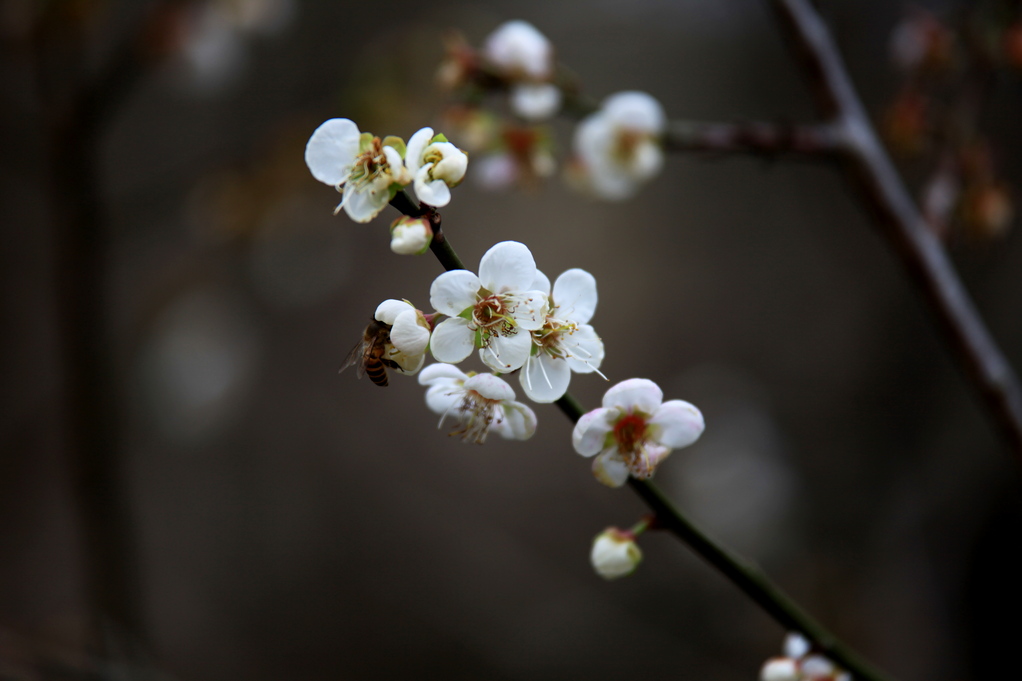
(390, 309), (430, 356)
(563, 325), (604, 374)
(495, 401), (537, 440)
(305, 118), (360, 185)
(602, 378), (662, 415)
(405, 127), (433, 174)
(425, 384), (462, 414)
(552, 268), (598, 323)
(478, 241), (537, 293)
(429, 317), (475, 364)
(572, 407), (616, 456)
(506, 290), (548, 330)
(415, 171), (453, 207)
(429, 269), (479, 316)
(418, 362), (468, 386)
(520, 353), (571, 403)
(479, 329), (532, 372)
(530, 270), (551, 294)
(374, 299), (412, 325)
(627, 443), (670, 479)
(463, 373), (515, 402)
(649, 399), (704, 449)
(592, 451), (630, 488)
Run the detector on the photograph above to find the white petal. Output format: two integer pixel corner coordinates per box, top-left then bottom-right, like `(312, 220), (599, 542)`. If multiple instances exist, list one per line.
(574, 112), (613, 166)
(425, 384), (462, 414)
(480, 330), (532, 372)
(530, 269), (551, 294)
(602, 91), (666, 135)
(593, 451), (631, 488)
(463, 373), (515, 402)
(415, 171), (453, 207)
(418, 362), (468, 386)
(429, 269), (480, 316)
(374, 299), (412, 325)
(520, 354), (571, 403)
(430, 317), (475, 364)
(481, 20), (552, 79)
(495, 401), (537, 440)
(478, 241), (537, 293)
(552, 268), (597, 323)
(587, 163), (640, 201)
(783, 632), (811, 659)
(649, 400), (704, 449)
(510, 83), (561, 121)
(390, 309), (430, 356)
(602, 378), (662, 415)
(760, 659), (800, 681)
(383, 145), (411, 185)
(389, 346), (425, 375)
(563, 325), (604, 374)
(429, 143), (468, 184)
(630, 140), (663, 180)
(342, 184), (387, 223)
(506, 290), (548, 330)
(405, 127), (433, 175)
(305, 118), (359, 186)
(801, 656), (836, 678)
(572, 407), (616, 456)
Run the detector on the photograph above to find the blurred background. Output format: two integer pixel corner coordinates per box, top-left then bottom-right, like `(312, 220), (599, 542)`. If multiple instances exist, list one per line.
(2, 0), (1022, 679)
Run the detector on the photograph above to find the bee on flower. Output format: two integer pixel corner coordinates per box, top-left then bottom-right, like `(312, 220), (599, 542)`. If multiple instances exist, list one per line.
(573, 378), (704, 487)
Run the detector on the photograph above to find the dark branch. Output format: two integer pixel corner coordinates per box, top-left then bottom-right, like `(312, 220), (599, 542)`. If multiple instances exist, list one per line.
(664, 120), (841, 157)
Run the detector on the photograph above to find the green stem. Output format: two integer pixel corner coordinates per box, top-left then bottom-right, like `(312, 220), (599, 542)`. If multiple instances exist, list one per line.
(398, 191), (891, 681)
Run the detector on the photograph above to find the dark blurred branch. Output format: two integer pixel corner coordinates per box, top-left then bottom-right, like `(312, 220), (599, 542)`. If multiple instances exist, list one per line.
(771, 0), (1022, 457)
(664, 120), (841, 156)
(393, 195), (893, 681)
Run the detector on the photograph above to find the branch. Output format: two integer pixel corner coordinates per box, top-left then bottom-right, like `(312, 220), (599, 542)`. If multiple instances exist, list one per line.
(771, 0), (1022, 457)
(391, 196), (894, 681)
(664, 120), (841, 157)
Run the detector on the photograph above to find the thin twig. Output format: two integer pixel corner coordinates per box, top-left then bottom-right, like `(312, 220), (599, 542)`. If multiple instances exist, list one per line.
(665, 120), (842, 156)
(771, 0), (1022, 457)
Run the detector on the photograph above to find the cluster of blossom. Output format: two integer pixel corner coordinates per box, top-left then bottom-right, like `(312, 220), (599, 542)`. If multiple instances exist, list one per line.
(305, 118), (468, 229)
(436, 20), (666, 199)
(760, 633), (851, 681)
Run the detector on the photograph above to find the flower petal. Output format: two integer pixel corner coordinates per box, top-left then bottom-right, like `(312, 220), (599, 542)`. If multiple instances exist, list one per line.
(495, 401), (537, 440)
(563, 325), (604, 374)
(649, 400), (704, 449)
(479, 329), (532, 372)
(572, 407), (616, 456)
(305, 118), (360, 186)
(425, 383), (462, 415)
(552, 268), (598, 323)
(418, 362), (467, 386)
(405, 127), (433, 175)
(510, 83), (561, 121)
(505, 290), (548, 330)
(415, 171), (453, 207)
(383, 145), (411, 185)
(374, 299), (412, 325)
(390, 309), (430, 356)
(478, 241), (537, 294)
(463, 373), (515, 402)
(430, 269), (480, 316)
(530, 269), (551, 294)
(430, 317), (475, 364)
(602, 378), (662, 415)
(593, 451), (630, 488)
(602, 91), (666, 135)
(342, 183), (386, 222)
(520, 353), (571, 403)
(429, 143), (468, 184)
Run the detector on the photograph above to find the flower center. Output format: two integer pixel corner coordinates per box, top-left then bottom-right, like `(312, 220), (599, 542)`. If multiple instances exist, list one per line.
(532, 317), (576, 358)
(448, 389), (504, 443)
(349, 137), (390, 189)
(472, 294), (517, 336)
(612, 129), (643, 164)
(613, 413), (648, 455)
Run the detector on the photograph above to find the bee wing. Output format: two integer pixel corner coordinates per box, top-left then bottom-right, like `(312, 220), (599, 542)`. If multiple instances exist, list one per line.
(339, 338), (369, 378)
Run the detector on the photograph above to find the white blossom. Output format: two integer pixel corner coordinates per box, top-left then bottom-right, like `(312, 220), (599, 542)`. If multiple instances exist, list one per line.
(510, 83), (561, 121)
(573, 91), (666, 200)
(375, 299), (431, 375)
(590, 527), (642, 580)
(520, 268), (605, 403)
(429, 241), (548, 373)
(405, 127), (469, 207)
(418, 363), (537, 443)
(390, 216), (433, 255)
(759, 633), (851, 681)
(305, 118), (412, 222)
(481, 20), (553, 80)
(572, 378), (704, 487)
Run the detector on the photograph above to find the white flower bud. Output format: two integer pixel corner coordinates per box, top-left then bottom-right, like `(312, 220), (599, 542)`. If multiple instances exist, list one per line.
(590, 528), (642, 580)
(482, 20), (553, 80)
(390, 217), (433, 255)
(510, 83), (561, 121)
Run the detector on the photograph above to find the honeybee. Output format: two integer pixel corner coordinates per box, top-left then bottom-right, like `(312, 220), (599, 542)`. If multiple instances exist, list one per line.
(340, 320), (399, 387)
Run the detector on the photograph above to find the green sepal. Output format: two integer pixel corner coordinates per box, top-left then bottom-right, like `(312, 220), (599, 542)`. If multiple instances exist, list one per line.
(473, 328), (484, 348)
(358, 132), (374, 153)
(382, 135), (406, 157)
(458, 308), (474, 321)
(430, 133), (449, 144)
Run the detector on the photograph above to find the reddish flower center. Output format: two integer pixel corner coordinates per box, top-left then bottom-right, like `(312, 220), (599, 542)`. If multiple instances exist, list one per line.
(613, 413), (647, 454)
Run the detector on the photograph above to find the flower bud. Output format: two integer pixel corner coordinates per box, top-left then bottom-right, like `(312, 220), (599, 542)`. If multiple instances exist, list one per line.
(590, 527), (642, 580)
(390, 216), (433, 255)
